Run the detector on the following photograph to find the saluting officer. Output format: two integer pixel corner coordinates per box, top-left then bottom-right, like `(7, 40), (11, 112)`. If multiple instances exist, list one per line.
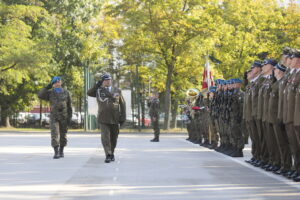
(38, 76), (72, 159)
(87, 73), (126, 163)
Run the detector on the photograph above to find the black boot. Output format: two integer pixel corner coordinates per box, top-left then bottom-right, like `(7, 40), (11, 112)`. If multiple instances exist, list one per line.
(150, 137), (159, 142)
(105, 155), (111, 163)
(231, 148), (244, 157)
(111, 154), (115, 162)
(53, 147), (60, 159)
(59, 146), (64, 158)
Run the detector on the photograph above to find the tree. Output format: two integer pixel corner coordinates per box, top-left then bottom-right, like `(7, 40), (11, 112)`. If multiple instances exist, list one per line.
(106, 0), (224, 129)
(0, 1), (53, 126)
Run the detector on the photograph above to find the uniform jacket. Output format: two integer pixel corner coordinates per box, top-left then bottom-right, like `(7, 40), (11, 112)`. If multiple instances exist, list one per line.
(38, 87), (72, 121)
(262, 76), (275, 122)
(257, 76), (269, 120)
(294, 72), (300, 126)
(244, 81), (255, 121)
(230, 89), (244, 124)
(285, 70), (300, 124)
(148, 98), (160, 118)
(87, 85), (126, 125)
(268, 79), (281, 124)
(251, 75), (265, 119)
(278, 68), (291, 121)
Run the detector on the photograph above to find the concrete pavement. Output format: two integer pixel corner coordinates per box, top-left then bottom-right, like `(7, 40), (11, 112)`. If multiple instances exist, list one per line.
(0, 132), (300, 200)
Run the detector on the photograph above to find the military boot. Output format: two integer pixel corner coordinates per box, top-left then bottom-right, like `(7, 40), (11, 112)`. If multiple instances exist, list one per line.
(105, 155), (111, 163)
(53, 147), (60, 159)
(150, 137), (159, 142)
(111, 154), (115, 162)
(231, 148), (243, 157)
(59, 146), (64, 158)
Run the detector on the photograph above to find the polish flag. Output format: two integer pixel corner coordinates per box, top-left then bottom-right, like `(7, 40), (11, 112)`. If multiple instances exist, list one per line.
(202, 56), (214, 90)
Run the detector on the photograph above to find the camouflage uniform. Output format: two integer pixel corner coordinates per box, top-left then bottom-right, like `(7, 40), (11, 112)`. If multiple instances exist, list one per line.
(230, 89), (244, 155)
(148, 97), (160, 140)
(38, 87), (72, 148)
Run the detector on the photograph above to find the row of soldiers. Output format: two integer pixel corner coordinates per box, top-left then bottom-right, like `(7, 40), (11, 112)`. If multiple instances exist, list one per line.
(244, 47), (300, 182)
(185, 47), (300, 182)
(185, 78), (245, 158)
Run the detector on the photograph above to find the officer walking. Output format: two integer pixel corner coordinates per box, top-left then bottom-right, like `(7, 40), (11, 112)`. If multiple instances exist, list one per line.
(87, 73), (126, 163)
(38, 76), (72, 159)
(148, 91), (160, 142)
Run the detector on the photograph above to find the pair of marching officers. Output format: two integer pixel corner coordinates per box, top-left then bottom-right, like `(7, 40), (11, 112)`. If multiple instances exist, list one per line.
(39, 74), (126, 163)
(244, 47), (300, 182)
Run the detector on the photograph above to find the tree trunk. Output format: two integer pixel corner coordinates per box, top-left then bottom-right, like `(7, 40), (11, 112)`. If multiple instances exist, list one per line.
(164, 65), (174, 130)
(171, 100), (178, 128)
(0, 106), (11, 127)
(141, 83), (145, 128)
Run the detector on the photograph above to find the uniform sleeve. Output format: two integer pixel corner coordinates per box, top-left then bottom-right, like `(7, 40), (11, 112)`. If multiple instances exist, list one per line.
(67, 91), (73, 121)
(38, 87), (51, 101)
(119, 91), (126, 123)
(87, 84), (97, 97)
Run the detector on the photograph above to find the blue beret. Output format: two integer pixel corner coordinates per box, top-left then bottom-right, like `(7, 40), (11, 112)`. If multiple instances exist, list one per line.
(215, 79), (221, 85)
(101, 73), (112, 81)
(235, 78), (242, 83)
(262, 59), (277, 66)
(209, 86), (217, 93)
(51, 76), (61, 84)
(251, 61), (262, 69)
(275, 63), (286, 72)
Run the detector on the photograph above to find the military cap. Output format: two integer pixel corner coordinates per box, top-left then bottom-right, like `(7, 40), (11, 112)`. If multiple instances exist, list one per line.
(209, 86), (217, 93)
(283, 47), (292, 56)
(293, 49), (300, 58)
(51, 76), (61, 84)
(262, 59), (277, 66)
(275, 63), (287, 72)
(232, 78), (242, 83)
(215, 79), (221, 85)
(251, 61), (262, 69)
(101, 73), (112, 81)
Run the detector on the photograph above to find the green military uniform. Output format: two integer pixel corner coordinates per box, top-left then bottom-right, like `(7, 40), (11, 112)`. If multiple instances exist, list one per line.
(148, 97), (160, 141)
(293, 68), (300, 181)
(286, 69), (300, 176)
(200, 95), (210, 146)
(230, 88), (244, 157)
(252, 75), (268, 165)
(244, 80), (260, 160)
(283, 68), (300, 176)
(262, 75), (281, 169)
(87, 84), (126, 159)
(193, 96), (203, 144)
(38, 86), (72, 149)
(208, 91), (219, 148)
(268, 74), (292, 173)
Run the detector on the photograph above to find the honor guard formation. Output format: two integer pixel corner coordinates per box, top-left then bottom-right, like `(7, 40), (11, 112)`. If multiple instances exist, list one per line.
(184, 47), (300, 182)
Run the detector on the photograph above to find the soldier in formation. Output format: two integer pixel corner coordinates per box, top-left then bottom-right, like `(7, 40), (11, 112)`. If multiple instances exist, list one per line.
(243, 47), (300, 182)
(185, 81), (245, 156)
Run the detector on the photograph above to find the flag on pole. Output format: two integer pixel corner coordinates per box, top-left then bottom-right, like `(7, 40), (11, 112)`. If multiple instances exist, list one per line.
(202, 55), (214, 90)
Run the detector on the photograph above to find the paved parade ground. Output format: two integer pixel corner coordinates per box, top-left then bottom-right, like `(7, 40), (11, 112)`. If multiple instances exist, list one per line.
(1, 132), (300, 200)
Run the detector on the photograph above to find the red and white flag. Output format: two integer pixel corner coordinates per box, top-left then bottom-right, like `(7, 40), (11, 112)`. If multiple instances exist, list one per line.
(202, 56), (214, 90)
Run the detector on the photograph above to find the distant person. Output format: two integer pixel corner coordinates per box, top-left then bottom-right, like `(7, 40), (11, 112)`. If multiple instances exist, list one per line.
(38, 76), (72, 159)
(148, 92), (160, 142)
(87, 73), (126, 163)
